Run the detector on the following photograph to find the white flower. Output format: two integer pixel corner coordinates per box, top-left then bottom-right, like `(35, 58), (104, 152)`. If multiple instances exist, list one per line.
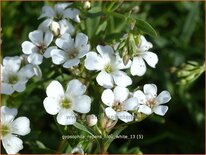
(1, 56), (34, 95)
(38, 3), (80, 36)
(86, 114), (97, 126)
(101, 86), (139, 123)
(50, 33), (90, 68)
(71, 144), (84, 154)
(130, 35), (158, 76)
(21, 29), (54, 65)
(85, 45), (132, 88)
(1, 106), (31, 154)
(133, 84), (171, 116)
(43, 80), (91, 125)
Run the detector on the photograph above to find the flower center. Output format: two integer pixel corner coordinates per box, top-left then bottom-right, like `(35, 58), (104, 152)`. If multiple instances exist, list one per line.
(146, 99), (157, 108)
(60, 98), (72, 109)
(8, 74), (18, 84)
(104, 64), (113, 73)
(1, 124), (10, 137)
(37, 44), (46, 54)
(68, 49), (79, 59)
(112, 101), (124, 112)
(54, 13), (63, 21)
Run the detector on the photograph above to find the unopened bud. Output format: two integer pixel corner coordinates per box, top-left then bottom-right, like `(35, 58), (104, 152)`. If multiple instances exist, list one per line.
(50, 21), (60, 36)
(33, 65), (42, 79)
(83, 1), (91, 10)
(123, 55), (130, 66)
(86, 114), (97, 126)
(101, 115), (117, 132)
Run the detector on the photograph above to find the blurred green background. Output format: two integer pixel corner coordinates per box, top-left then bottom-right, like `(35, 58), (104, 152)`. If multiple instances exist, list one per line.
(1, 1), (205, 154)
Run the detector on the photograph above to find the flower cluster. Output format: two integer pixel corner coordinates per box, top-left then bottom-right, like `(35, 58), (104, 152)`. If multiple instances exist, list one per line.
(1, 2), (172, 154)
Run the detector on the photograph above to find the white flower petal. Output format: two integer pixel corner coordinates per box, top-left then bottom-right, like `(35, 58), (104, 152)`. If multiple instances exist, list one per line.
(138, 105), (152, 115)
(57, 109), (76, 125)
(1, 83), (14, 95)
(112, 71), (132, 87)
(54, 3), (71, 14)
(153, 105), (168, 116)
(38, 5), (55, 19)
(59, 19), (75, 35)
(142, 51), (158, 68)
(66, 79), (86, 96)
(43, 97), (61, 115)
(63, 59), (80, 68)
(84, 52), (104, 71)
(38, 19), (53, 32)
(55, 33), (73, 50)
(11, 117), (31, 136)
(44, 46), (57, 58)
(51, 49), (67, 65)
(101, 89), (115, 107)
(78, 45), (90, 58)
(156, 91), (171, 104)
(18, 64), (35, 79)
(13, 82), (27, 92)
(3, 56), (21, 72)
(43, 31), (53, 47)
(64, 8), (80, 23)
(133, 90), (146, 104)
(139, 35), (153, 51)
(46, 80), (64, 99)
(123, 97), (139, 111)
(115, 54), (132, 69)
(27, 53), (43, 65)
(75, 33), (88, 49)
(29, 30), (43, 45)
(96, 45), (115, 62)
(21, 41), (38, 54)
(96, 71), (113, 88)
(105, 107), (117, 120)
(2, 134), (23, 154)
(130, 57), (146, 76)
(1, 106), (17, 124)
(73, 95), (91, 113)
(117, 111), (134, 123)
(143, 84), (157, 97)
(113, 86), (129, 102)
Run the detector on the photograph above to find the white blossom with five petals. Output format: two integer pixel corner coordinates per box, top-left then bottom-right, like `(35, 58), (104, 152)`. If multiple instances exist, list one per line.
(133, 84), (171, 116)
(1, 56), (34, 95)
(50, 33), (90, 68)
(130, 35), (158, 76)
(21, 29), (53, 65)
(43, 80), (91, 125)
(38, 3), (80, 36)
(1, 106), (31, 154)
(85, 45), (132, 88)
(101, 86), (139, 123)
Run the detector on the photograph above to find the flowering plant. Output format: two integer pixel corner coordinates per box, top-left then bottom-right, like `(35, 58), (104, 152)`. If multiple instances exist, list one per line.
(0, 2), (174, 154)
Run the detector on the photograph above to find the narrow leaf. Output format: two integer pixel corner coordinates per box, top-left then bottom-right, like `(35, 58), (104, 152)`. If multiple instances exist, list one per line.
(104, 125), (127, 151)
(135, 19), (157, 37)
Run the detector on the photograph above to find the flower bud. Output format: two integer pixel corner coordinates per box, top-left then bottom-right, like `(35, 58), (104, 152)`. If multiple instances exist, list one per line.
(71, 144), (84, 154)
(101, 115), (117, 132)
(50, 21), (60, 36)
(83, 1), (91, 10)
(86, 114), (97, 126)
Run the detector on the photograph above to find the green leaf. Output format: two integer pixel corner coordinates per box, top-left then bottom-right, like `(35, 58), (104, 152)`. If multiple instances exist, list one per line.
(104, 125), (127, 151)
(73, 122), (101, 152)
(135, 19), (157, 37)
